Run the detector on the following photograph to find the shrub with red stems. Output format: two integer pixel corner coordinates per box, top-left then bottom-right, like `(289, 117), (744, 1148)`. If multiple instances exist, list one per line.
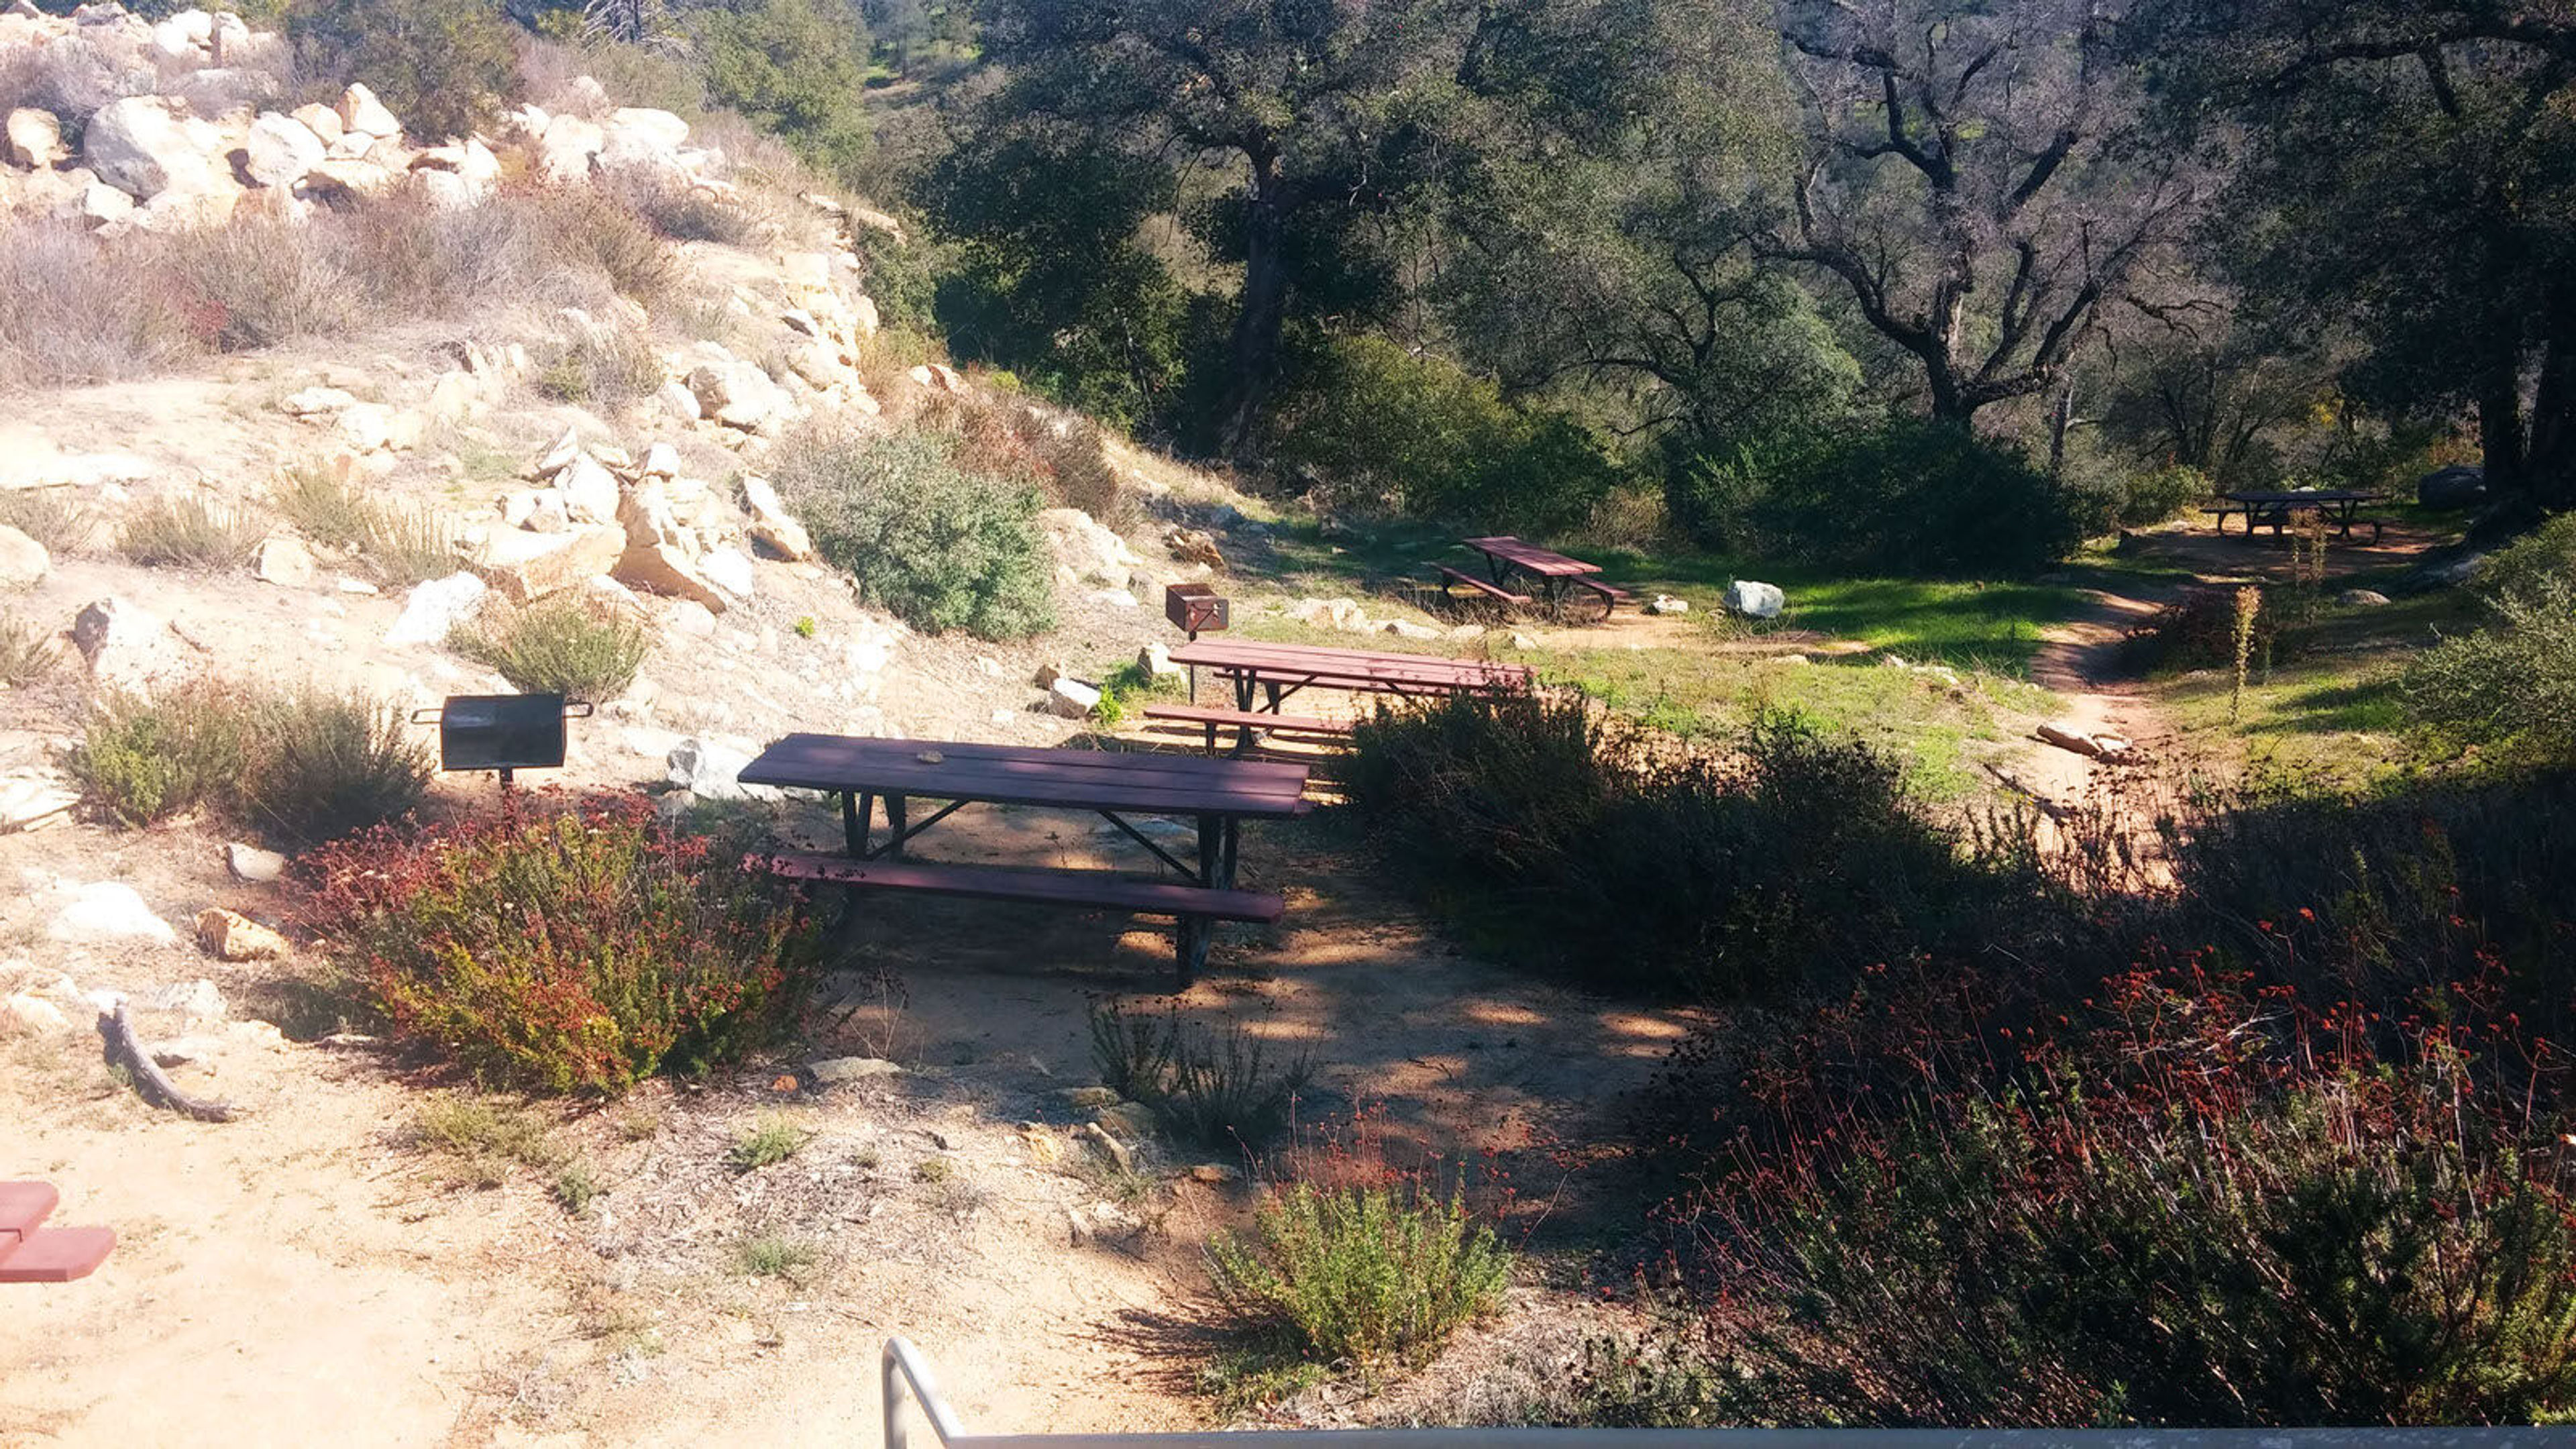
(304, 796), (824, 1095)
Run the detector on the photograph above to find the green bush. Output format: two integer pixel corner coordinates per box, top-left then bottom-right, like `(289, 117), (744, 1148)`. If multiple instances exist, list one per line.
(307, 798), (825, 1095)
(286, 0), (517, 142)
(694, 0), (871, 183)
(72, 684), (262, 828)
(1207, 1176), (1511, 1368)
(248, 688), (436, 847)
(2404, 518), (2576, 763)
(1346, 692), (2010, 1002)
(1267, 334), (1619, 536)
(770, 425), (1056, 639)
(73, 682), (429, 843)
(2117, 462), (2210, 528)
(1672, 420), (2082, 577)
(453, 598), (651, 701)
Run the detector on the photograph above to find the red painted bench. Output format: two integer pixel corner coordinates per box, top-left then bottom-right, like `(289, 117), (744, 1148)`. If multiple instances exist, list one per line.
(751, 851), (1285, 984)
(1, 1181), (114, 1285)
(1432, 564), (1532, 607)
(1142, 704), (1354, 756)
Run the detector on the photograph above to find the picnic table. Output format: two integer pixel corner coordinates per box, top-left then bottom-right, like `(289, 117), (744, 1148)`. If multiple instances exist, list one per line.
(1169, 638), (1532, 714)
(737, 734), (1310, 983)
(1442, 536), (1633, 618)
(2209, 490), (2385, 541)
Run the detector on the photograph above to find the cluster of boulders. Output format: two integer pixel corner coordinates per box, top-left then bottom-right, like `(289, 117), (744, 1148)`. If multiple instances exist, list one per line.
(1287, 595), (1487, 643)
(0, 3), (735, 231)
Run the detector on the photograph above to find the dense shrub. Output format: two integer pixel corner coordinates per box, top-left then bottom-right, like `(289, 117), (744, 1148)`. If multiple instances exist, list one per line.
(1672, 419), (2082, 576)
(2117, 462), (2211, 527)
(2406, 518), (2576, 763)
(694, 0), (872, 183)
(1345, 692), (2015, 1002)
(166, 218), (356, 350)
(1267, 334), (1619, 536)
(72, 682), (429, 842)
(1208, 1175), (1511, 1369)
(286, 0), (517, 142)
(248, 688), (437, 846)
(452, 597), (651, 701)
(770, 425), (1056, 639)
(1690, 973), (2576, 1427)
(305, 798), (824, 1094)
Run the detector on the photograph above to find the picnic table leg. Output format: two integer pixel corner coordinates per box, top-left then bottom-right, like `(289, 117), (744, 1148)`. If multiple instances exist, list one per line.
(1263, 681), (1283, 714)
(883, 795), (908, 859)
(843, 792), (870, 857)
(1232, 672), (1256, 712)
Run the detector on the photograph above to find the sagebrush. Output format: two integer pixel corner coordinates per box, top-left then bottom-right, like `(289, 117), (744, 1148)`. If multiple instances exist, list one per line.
(452, 598), (650, 701)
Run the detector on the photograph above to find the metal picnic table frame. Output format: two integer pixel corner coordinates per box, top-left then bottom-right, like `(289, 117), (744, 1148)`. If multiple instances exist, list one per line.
(737, 734), (1310, 899)
(1165, 639), (1535, 717)
(2215, 489), (2385, 539)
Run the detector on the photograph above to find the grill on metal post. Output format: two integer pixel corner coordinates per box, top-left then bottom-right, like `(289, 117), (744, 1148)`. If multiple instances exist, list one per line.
(409, 693), (593, 795)
(1163, 583), (1228, 701)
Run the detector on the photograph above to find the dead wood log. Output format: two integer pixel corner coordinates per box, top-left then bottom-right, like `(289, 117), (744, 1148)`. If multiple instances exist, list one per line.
(95, 1003), (235, 1122)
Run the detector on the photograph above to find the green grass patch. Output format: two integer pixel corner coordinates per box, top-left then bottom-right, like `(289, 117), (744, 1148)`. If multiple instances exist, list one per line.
(729, 1114), (812, 1171)
(733, 1231), (822, 1279)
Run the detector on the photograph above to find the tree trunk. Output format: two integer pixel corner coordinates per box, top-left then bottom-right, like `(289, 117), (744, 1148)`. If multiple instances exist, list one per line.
(2526, 327), (2576, 512)
(1214, 154), (1291, 463)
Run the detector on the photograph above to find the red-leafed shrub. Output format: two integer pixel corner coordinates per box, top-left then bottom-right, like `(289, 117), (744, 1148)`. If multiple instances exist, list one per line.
(1668, 968), (2576, 1427)
(305, 798), (823, 1095)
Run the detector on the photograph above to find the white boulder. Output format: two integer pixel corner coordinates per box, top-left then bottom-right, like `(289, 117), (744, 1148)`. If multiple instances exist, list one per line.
(48, 882), (177, 948)
(240, 110), (321, 188)
(384, 572), (488, 646)
(0, 523), (47, 588)
(1723, 580), (1784, 619)
(335, 83), (398, 140)
(5, 107), (66, 170)
(85, 94), (222, 199)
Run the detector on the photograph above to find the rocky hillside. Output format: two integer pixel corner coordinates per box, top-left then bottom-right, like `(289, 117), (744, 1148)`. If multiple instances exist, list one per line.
(0, 3), (1343, 853)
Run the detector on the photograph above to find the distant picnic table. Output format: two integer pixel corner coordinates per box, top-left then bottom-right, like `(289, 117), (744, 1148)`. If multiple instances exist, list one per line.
(1168, 638), (1533, 714)
(1438, 536), (1634, 618)
(738, 734), (1309, 983)
(1, 1181), (112, 1285)
(2210, 489), (2385, 541)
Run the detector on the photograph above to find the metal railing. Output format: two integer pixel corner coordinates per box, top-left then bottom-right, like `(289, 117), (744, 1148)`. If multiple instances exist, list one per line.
(880, 1338), (2565, 1449)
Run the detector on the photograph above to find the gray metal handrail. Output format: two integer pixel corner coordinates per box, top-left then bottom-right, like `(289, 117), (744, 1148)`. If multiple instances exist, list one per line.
(880, 1337), (2567, 1448)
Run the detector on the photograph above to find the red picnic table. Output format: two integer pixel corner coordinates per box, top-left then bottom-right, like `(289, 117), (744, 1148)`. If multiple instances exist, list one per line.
(1144, 638), (1536, 756)
(1, 1181), (113, 1284)
(737, 735), (1310, 983)
(1440, 536), (1635, 619)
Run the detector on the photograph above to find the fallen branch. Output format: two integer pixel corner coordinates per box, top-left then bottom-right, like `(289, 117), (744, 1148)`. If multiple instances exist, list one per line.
(95, 1003), (235, 1123)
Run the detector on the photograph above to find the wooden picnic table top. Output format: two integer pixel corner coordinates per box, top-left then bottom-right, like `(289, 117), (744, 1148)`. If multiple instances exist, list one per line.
(1460, 535), (1603, 577)
(737, 734), (1312, 818)
(2222, 488), (2381, 505)
(1167, 638), (1534, 694)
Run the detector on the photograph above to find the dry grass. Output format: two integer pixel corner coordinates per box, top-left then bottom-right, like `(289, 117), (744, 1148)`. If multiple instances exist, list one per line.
(119, 494), (260, 570)
(0, 610), (59, 688)
(0, 219), (207, 390)
(362, 500), (460, 587)
(3, 182), (712, 392)
(534, 326), (667, 407)
(0, 487), (99, 554)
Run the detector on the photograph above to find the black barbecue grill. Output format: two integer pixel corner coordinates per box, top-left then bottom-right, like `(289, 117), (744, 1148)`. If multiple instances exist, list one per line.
(411, 694), (592, 786)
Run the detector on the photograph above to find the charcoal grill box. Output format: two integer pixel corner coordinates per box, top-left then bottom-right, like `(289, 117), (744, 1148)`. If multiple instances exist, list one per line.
(1164, 582), (1228, 636)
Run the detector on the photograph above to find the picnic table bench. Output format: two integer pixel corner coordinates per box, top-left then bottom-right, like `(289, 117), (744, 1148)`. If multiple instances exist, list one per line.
(1140, 702), (1355, 757)
(2205, 490), (2385, 541)
(738, 735), (1309, 983)
(1168, 639), (1533, 719)
(1452, 536), (1631, 619)
(1, 1181), (113, 1285)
